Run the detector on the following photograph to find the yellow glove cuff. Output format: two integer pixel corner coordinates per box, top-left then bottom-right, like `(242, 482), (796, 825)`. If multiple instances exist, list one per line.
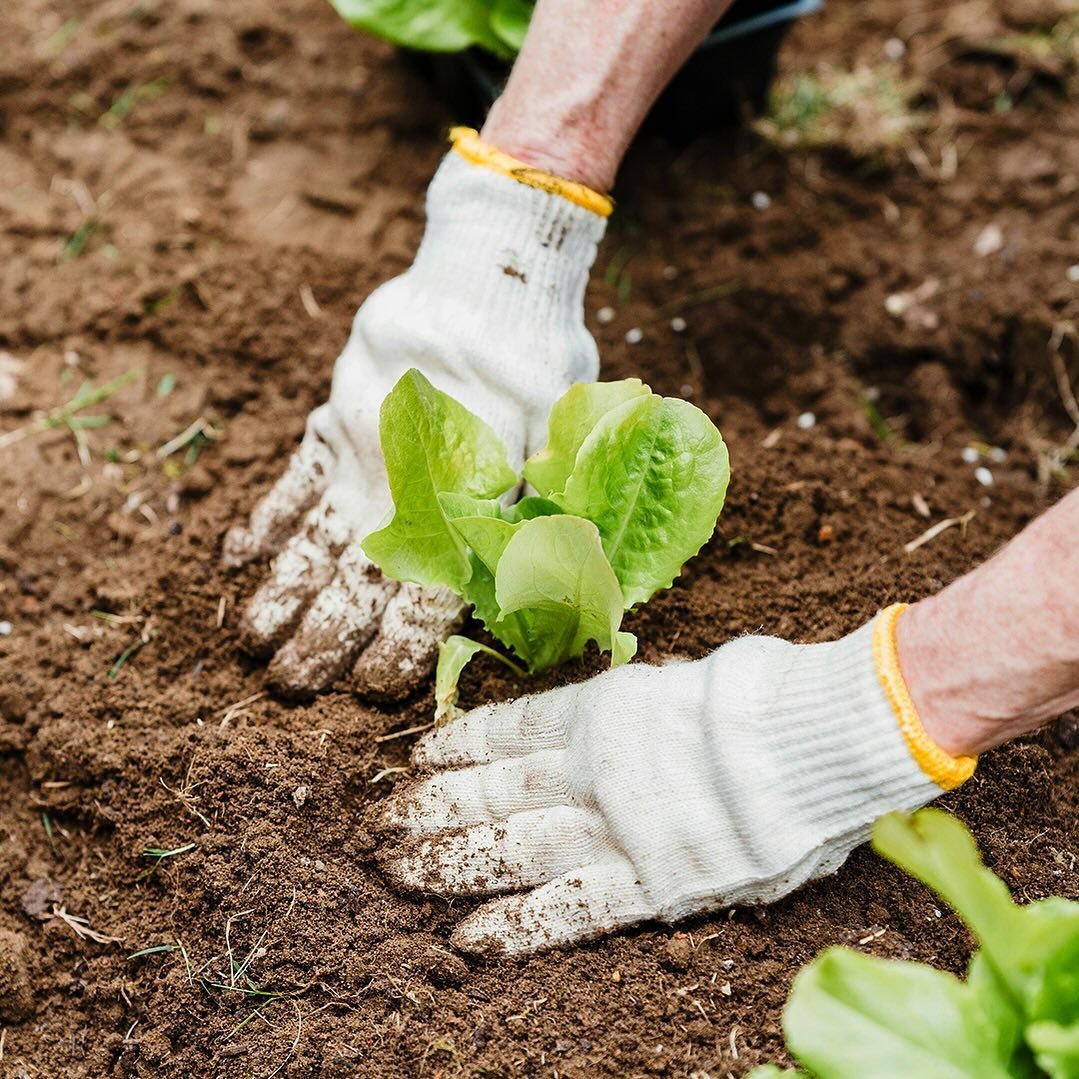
(449, 126), (614, 218)
(873, 603), (977, 790)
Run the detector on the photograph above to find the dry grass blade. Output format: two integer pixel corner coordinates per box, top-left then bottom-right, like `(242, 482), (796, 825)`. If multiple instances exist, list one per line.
(904, 510), (976, 554)
(219, 691), (265, 728)
(48, 904), (122, 944)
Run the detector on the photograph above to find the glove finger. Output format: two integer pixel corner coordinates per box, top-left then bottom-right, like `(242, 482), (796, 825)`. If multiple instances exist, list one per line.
(378, 749), (571, 835)
(411, 682), (582, 770)
(266, 548), (398, 697)
(352, 582), (465, 702)
(379, 804), (606, 896)
(222, 409), (336, 568)
(238, 502), (349, 656)
(451, 859), (655, 957)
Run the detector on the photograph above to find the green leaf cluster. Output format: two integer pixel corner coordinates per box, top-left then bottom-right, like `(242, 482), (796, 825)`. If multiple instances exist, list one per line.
(748, 809), (1079, 1079)
(327, 0), (534, 58)
(362, 370), (730, 719)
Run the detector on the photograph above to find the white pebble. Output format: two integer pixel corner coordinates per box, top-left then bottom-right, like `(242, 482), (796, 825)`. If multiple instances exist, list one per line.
(960, 446), (980, 464)
(0, 621), (10, 636)
(975, 466), (994, 486)
(751, 191), (772, 211)
(670, 316), (687, 333)
(796, 411), (817, 430)
(597, 306), (615, 324)
(884, 37), (906, 61)
(884, 293), (909, 317)
(988, 446), (1007, 463)
(973, 223), (1004, 258)
(625, 327), (643, 345)
(1068, 265), (1079, 284)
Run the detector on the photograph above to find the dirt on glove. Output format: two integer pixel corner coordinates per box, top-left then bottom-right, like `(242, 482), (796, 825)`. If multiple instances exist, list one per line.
(0, 0), (1077, 1074)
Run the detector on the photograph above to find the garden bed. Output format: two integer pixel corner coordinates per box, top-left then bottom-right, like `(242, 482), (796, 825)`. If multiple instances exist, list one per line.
(0, 0), (1076, 1074)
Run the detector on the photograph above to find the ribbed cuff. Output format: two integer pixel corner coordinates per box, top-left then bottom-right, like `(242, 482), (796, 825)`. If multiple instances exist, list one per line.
(768, 617), (962, 843)
(450, 126), (614, 217)
(412, 151), (606, 333)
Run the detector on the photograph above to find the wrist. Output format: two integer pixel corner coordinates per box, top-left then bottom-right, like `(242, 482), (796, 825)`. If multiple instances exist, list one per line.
(480, 106), (619, 194)
(896, 596), (1051, 757)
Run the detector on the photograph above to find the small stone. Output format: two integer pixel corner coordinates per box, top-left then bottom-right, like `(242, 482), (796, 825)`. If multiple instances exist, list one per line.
(884, 36), (906, 60)
(973, 223), (1004, 258)
(750, 191), (771, 211)
(988, 446), (1007, 463)
(960, 446), (980, 464)
(662, 932), (693, 971)
(974, 466), (994, 487)
(1067, 265), (1079, 284)
(720, 981), (732, 996)
(610, 969), (622, 983)
(292, 785), (309, 809)
(884, 293), (909, 317)
(596, 306), (615, 324)
(662, 265), (679, 281)
(21, 879), (61, 921)
(314, 859), (327, 872)
(625, 327), (643, 345)
(817, 523), (835, 544)
(471, 1026), (490, 1050)
(554, 1039), (574, 1053)
(722, 958), (735, 971)
(0, 621), (11, 636)
(670, 316), (687, 333)
(796, 411), (816, 430)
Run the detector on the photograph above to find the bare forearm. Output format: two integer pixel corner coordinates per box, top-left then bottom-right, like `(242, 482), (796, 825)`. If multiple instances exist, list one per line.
(900, 486), (1079, 757)
(481, 0), (732, 190)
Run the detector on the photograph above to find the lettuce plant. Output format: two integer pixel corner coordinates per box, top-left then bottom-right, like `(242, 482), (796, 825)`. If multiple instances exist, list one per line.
(328, 0), (533, 58)
(362, 370), (729, 719)
(749, 809), (1079, 1079)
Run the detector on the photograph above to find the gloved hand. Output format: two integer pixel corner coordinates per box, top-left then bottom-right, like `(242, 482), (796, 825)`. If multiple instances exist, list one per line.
(378, 605), (976, 955)
(224, 130), (610, 698)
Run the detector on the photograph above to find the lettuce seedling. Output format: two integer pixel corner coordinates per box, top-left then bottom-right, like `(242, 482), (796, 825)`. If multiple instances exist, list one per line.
(362, 370), (730, 719)
(748, 808), (1079, 1079)
(328, 0), (533, 58)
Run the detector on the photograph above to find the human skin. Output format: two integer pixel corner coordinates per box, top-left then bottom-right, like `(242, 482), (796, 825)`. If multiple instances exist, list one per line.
(900, 484), (1079, 757)
(481, 0), (735, 191)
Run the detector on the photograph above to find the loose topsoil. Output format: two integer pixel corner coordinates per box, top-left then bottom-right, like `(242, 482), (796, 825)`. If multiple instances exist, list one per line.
(1, 0), (1078, 1075)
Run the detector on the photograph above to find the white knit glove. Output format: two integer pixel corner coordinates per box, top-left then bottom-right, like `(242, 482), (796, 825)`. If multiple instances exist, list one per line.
(224, 138), (607, 698)
(379, 610), (974, 955)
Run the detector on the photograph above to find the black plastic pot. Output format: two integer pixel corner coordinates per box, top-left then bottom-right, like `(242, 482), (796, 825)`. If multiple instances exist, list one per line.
(404, 0), (821, 138)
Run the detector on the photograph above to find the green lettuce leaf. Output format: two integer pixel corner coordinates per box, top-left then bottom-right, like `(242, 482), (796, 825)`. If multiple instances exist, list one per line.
(873, 810), (1079, 1025)
(783, 947), (1015, 1079)
(435, 634), (523, 723)
(362, 370), (517, 594)
(555, 393), (730, 608)
(328, 0), (510, 55)
(1027, 1020), (1079, 1078)
(489, 0), (533, 52)
(494, 516), (636, 671)
(524, 379), (651, 499)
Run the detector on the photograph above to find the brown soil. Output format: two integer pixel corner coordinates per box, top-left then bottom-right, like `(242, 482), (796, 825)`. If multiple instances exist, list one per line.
(1, 0), (1078, 1075)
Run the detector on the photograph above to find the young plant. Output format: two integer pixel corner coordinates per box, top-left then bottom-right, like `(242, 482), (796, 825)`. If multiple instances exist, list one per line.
(328, 0), (533, 58)
(749, 808), (1079, 1079)
(362, 370), (730, 719)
